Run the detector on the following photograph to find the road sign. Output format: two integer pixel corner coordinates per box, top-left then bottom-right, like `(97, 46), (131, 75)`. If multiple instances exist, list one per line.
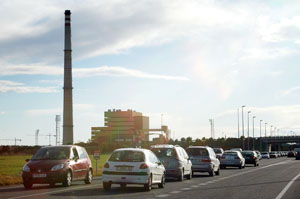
(93, 150), (100, 160)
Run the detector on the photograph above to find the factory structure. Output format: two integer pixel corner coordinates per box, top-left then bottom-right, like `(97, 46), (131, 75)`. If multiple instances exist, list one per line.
(91, 109), (171, 145)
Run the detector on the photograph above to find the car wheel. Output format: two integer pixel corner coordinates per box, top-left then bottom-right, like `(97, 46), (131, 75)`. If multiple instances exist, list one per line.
(239, 164), (242, 169)
(103, 182), (111, 191)
(254, 163), (257, 167)
(144, 175), (152, 191)
(23, 181), (33, 189)
(209, 169), (214, 177)
(215, 166), (220, 175)
(85, 169), (93, 184)
(186, 171), (192, 180)
(158, 174), (165, 188)
(63, 170), (72, 187)
(178, 169), (184, 181)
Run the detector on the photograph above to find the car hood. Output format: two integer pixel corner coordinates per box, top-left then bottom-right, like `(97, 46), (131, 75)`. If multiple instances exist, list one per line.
(27, 159), (68, 171)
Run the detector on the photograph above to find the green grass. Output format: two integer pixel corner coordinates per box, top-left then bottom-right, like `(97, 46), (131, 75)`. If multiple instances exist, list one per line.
(0, 154), (111, 186)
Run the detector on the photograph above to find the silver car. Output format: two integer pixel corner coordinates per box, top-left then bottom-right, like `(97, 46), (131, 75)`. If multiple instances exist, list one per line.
(186, 146), (220, 176)
(220, 150), (245, 169)
(151, 145), (192, 181)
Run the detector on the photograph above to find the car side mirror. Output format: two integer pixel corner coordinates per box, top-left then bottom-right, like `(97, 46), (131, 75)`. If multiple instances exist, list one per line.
(25, 159), (30, 162)
(157, 162), (162, 165)
(73, 157), (79, 162)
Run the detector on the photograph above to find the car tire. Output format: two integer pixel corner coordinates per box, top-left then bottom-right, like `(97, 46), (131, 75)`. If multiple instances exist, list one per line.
(178, 169), (184, 181)
(144, 175), (152, 191)
(254, 163), (257, 167)
(209, 169), (214, 177)
(103, 182), (111, 191)
(186, 171), (192, 180)
(158, 174), (165, 188)
(63, 170), (72, 187)
(215, 166), (220, 176)
(239, 165), (242, 169)
(23, 181), (33, 189)
(84, 169), (93, 184)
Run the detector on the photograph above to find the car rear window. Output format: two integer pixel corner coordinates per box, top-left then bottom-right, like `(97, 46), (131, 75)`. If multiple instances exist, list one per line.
(109, 150), (145, 162)
(186, 148), (208, 156)
(213, 148), (222, 153)
(32, 147), (70, 160)
(151, 148), (177, 158)
(224, 152), (237, 156)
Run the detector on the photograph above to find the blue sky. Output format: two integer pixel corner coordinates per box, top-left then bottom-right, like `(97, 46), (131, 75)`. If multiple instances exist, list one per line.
(1, 0), (300, 145)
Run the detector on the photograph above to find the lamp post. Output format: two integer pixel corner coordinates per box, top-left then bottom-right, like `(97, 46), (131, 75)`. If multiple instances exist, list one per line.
(247, 111), (251, 150)
(241, 105), (246, 150)
(265, 123), (268, 137)
(252, 116), (256, 150)
(270, 125), (273, 137)
(260, 120), (263, 151)
(237, 108), (240, 138)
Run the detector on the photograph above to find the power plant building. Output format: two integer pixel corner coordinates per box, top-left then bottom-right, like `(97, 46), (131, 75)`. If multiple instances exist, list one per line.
(91, 109), (150, 144)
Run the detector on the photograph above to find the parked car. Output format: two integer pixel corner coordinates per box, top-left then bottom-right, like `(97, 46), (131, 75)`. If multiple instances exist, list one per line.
(151, 144), (192, 181)
(220, 150), (245, 169)
(241, 150), (259, 167)
(22, 145), (93, 189)
(255, 151), (262, 160)
(287, 151), (296, 157)
(186, 146), (220, 176)
(261, 152), (270, 159)
(230, 148), (242, 153)
(270, 151), (279, 158)
(295, 152), (300, 160)
(102, 148), (165, 191)
(213, 148), (224, 160)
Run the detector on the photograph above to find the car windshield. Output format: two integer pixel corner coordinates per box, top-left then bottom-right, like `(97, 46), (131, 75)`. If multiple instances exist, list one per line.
(32, 147), (70, 160)
(109, 150), (145, 162)
(242, 151), (253, 156)
(152, 148), (177, 158)
(213, 148), (222, 153)
(186, 148), (208, 156)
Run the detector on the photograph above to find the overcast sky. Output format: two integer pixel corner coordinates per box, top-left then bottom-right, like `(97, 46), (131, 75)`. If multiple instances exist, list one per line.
(1, 0), (300, 146)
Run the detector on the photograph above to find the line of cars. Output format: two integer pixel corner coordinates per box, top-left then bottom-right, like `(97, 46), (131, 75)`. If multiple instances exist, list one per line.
(22, 144), (291, 191)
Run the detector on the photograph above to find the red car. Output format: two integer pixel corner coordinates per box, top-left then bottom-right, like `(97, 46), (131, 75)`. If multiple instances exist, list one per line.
(22, 145), (93, 189)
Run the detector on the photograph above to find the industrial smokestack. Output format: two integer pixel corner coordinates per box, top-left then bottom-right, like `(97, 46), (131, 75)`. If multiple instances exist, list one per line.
(63, 10), (73, 145)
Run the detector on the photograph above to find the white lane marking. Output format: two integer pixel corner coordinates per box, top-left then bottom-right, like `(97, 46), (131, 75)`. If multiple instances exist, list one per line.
(207, 181), (214, 184)
(156, 194), (170, 198)
(170, 191), (181, 194)
(7, 184), (100, 199)
(181, 187), (192, 191)
(191, 185), (199, 188)
(275, 172), (300, 199)
(199, 183), (207, 185)
(0, 185), (23, 190)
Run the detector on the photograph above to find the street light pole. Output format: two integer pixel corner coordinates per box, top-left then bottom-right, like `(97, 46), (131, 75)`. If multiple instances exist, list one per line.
(260, 120), (263, 151)
(252, 116), (256, 150)
(241, 105), (246, 150)
(265, 123), (267, 137)
(237, 108), (240, 138)
(247, 111), (251, 150)
(270, 125), (273, 137)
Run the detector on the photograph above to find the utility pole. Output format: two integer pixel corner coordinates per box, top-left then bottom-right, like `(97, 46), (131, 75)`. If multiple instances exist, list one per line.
(265, 123), (268, 137)
(270, 125), (273, 137)
(14, 138), (21, 146)
(209, 119), (214, 139)
(35, 129), (39, 146)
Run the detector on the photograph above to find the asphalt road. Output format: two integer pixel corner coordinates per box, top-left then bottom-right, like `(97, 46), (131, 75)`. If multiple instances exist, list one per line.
(1, 158), (300, 199)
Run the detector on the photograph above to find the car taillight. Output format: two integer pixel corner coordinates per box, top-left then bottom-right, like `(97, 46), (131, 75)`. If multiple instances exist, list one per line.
(140, 163), (149, 169)
(202, 159), (211, 163)
(104, 163), (109, 168)
(221, 156), (225, 159)
(253, 156), (256, 159)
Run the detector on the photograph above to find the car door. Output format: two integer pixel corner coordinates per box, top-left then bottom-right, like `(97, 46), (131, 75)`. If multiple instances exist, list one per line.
(76, 146), (89, 179)
(209, 148), (219, 171)
(149, 151), (160, 183)
(69, 147), (81, 179)
(180, 148), (191, 174)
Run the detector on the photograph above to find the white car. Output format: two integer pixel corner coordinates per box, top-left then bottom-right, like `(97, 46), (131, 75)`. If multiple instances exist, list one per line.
(261, 152), (270, 159)
(102, 148), (165, 191)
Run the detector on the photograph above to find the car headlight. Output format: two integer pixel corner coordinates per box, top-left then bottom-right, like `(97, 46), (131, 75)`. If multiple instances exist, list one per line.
(51, 164), (64, 171)
(23, 165), (30, 172)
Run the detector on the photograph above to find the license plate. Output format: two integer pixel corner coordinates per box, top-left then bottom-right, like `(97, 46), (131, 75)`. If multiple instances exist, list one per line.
(33, 173), (46, 178)
(116, 167), (132, 171)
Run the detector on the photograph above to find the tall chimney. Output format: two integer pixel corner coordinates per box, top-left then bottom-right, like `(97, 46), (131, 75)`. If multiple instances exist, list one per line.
(63, 10), (73, 145)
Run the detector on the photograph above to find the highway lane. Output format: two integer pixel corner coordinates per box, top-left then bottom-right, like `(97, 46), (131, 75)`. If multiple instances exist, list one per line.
(1, 158), (300, 199)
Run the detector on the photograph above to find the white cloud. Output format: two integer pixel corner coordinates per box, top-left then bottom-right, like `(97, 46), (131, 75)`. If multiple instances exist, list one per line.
(0, 111), (6, 115)
(0, 80), (59, 93)
(281, 86), (300, 96)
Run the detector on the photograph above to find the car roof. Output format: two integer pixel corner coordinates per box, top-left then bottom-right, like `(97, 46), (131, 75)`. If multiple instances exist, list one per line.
(224, 150), (239, 153)
(151, 144), (179, 148)
(187, 146), (209, 149)
(114, 148), (149, 152)
(41, 145), (77, 149)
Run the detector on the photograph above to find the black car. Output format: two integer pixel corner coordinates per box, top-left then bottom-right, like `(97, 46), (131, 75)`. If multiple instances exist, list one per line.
(287, 151), (295, 157)
(241, 150), (259, 167)
(295, 152), (300, 160)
